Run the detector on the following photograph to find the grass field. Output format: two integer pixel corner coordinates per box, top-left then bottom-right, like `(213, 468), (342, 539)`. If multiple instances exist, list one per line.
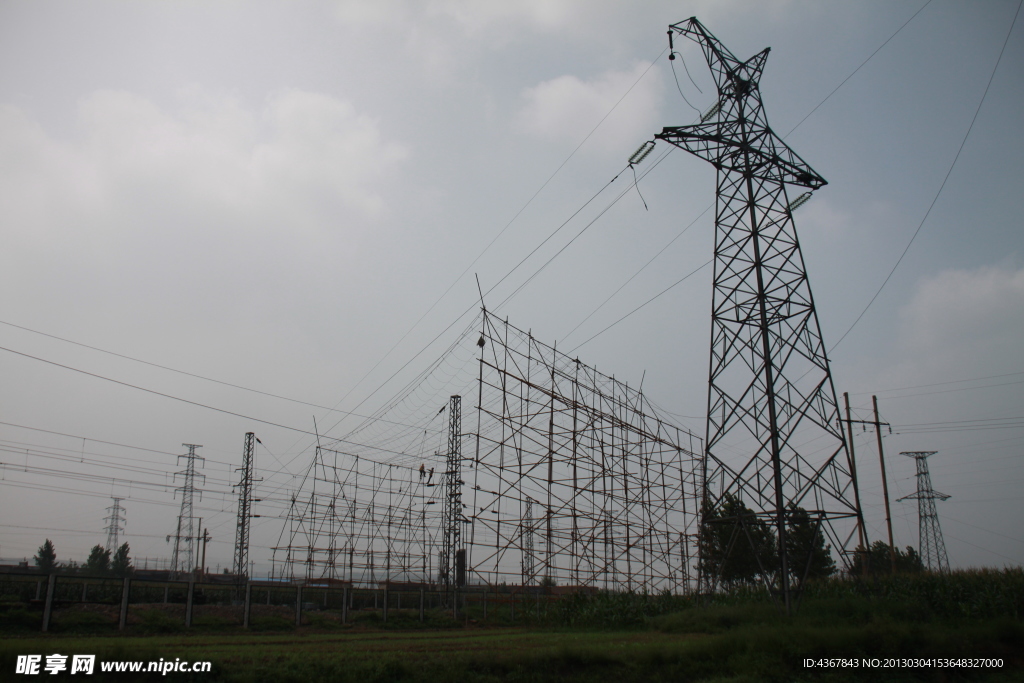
(1, 570), (1022, 682)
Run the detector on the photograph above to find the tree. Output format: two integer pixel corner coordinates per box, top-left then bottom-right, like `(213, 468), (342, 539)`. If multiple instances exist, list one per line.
(698, 494), (777, 587)
(111, 543), (133, 577)
(785, 504), (836, 584)
(85, 545), (111, 575)
(850, 540), (924, 576)
(35, 539), (57, 573)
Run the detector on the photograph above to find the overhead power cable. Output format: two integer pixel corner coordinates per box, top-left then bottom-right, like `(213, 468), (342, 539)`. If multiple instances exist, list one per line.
(557, 1), (944, 355)
(296, 48), (668, 447)
(829, 0), (1022, 353)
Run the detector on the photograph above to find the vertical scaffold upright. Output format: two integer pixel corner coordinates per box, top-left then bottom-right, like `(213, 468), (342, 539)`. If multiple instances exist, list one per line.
(655, 17), (861, 612)
(234, 432), (257, 580)
(897, 451), (950, 573)
(441, 395), (463, 592)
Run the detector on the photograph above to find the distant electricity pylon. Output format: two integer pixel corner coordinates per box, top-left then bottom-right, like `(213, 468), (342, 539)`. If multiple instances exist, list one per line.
(233, 433), (259, 581)
(103, 497), (125, 552)
(169, 444), (204, 578)
(440, 395), (463, 591)
(898, 451), (950, 573)
(654, 17), (861, 612)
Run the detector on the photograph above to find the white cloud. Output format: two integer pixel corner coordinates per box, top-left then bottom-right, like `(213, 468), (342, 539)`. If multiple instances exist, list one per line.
(515, 62), (663, 152)
(0, 88), (408, 249)
(899, 263), (1024, 368)
(332, 0), (582, 32)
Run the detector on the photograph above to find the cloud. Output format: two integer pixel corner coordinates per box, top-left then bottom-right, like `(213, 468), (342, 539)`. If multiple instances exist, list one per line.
(514, 62), (663, 152)
(898, 263), (1024, 371)
(332, 0), (581, 32)
(0, 88), (407, 250)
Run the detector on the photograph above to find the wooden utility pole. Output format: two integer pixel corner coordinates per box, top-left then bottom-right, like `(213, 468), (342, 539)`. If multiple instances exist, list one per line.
(872, 396), (896, 573)
(199, 525), (211, 580)
(842, 393), (867, 557)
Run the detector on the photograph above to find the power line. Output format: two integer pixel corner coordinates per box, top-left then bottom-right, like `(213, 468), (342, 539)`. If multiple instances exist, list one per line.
(829, 0), (1023, 353)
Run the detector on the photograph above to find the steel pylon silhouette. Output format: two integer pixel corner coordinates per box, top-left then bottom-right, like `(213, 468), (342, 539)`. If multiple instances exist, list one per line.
(897, 451), (950, 573)
(440, 395), (463, 590)
(655, 17), (861, 611)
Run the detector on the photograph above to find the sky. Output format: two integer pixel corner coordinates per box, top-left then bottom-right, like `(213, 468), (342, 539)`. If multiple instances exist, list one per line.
(0, 0), (1022, 576)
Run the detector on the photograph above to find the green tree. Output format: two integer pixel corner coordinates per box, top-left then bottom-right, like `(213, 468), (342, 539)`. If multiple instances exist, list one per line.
(785, 504), (837, 584)
(85, 545), (111, 575)
(34, 539), (57, 573)
(698, 494), (777, 587)
(850, 540), (924, 576)
(111, 543), (133, 577)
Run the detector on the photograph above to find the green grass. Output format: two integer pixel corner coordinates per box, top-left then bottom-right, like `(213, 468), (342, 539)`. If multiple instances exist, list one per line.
(1, 570), (1021, 682)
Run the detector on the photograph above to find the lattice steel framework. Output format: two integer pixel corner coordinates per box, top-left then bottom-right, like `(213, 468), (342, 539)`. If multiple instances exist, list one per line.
(233, 432), (257, 580)
(169, 444), (204, 578)
(104, 497), (125, 553)
(272, 311), (701, 593)
(655, 17), (860, 610)
(897, 451), (950, 573)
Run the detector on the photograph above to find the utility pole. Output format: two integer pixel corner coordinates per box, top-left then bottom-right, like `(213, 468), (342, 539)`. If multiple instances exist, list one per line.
(104, 497), (126, 553)
(839, 397), (895, 572)
(655, 17), (858, 613)
(842, 393), (868, 553)
(169, 444), (204, 579)
(873, 396), (896, 572)
(199, 526), (211, 580)
(898, 452), (950, 573)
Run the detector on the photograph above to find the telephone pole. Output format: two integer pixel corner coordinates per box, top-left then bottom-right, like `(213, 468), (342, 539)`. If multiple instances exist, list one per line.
(873, 396), (896, 572)
(839, 396), (895, 573)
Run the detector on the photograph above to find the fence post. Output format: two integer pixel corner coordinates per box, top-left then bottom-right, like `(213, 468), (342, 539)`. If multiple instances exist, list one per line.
(510, 592), (515, 622)
(185, 579), (195, 628)
(41, 574), (56, 632)
(419, 588), (424, 622)
(341, 586), (348, 624)
(81, 582), (87, 602)
(383, 586), (388, 623)
(243, 582), (252, 629)
(163, 585), (169, 604)
(118, 577), (131, 630)
(295, 584), (302, 627)
(483, 589), (487, 621)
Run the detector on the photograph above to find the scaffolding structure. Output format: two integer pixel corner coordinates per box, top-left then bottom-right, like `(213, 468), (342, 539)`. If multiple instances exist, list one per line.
(272, 310), (701, 593)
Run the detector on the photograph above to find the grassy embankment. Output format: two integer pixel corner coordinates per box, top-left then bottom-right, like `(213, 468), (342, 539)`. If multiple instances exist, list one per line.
(0, 569), (1021, 682)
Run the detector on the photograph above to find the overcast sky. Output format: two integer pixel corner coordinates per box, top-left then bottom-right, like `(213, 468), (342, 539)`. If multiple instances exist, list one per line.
(1, 0), (1022, 575)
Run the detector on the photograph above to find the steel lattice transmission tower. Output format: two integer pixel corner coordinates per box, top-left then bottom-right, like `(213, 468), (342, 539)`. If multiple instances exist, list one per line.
(655, 18), (861, 611)
(440, 395), (463, 590)
(104, 497), (126, 553)
(522, 498), (536, 585)
(169, 444), (204, 578)
(233, 432), (258, 580)
(897, 451), (950, 573)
